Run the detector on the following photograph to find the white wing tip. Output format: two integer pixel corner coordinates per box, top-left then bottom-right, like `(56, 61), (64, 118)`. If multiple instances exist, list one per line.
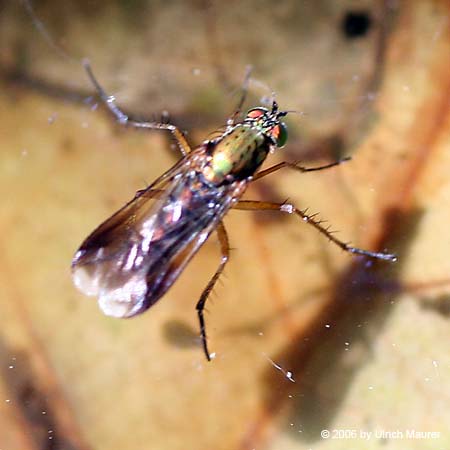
(98, 277), (148, 318)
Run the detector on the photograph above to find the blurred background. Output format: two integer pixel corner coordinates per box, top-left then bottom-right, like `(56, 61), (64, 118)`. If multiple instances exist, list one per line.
(0, 1), (449, 449)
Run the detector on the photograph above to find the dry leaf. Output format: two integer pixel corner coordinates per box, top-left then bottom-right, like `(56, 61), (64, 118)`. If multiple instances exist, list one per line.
(0, 1), (448, 449)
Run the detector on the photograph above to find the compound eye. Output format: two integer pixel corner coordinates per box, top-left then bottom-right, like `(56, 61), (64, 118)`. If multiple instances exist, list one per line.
(246, 107), (268, 119)
(271, 122), (288, 147)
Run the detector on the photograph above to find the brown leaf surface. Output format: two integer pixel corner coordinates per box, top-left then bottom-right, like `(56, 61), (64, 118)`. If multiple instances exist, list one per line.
(0, 1), (449, 449)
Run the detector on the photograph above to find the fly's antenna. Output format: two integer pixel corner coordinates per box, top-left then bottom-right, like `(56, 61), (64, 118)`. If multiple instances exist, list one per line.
(275, 109), (307, 125)
(271, 100), (279, 115)
(283, 109), (306, 116)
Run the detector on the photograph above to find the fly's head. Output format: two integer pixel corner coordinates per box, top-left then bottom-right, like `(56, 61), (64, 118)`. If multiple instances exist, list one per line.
(244, 101), (288, 149)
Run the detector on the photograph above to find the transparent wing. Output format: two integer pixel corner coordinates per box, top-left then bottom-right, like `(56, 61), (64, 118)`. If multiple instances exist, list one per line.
(72, 152), (245, 318)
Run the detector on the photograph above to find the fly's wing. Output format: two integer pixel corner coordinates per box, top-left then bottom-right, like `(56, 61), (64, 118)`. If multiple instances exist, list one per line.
(72, 157), (245, 318)
(72, 158), (184, 300)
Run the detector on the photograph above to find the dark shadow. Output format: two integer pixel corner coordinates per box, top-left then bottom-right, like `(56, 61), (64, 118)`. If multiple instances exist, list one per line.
(162, 319), (201, 349)
(341, 10), (372, 39)
(419, 294), (450, 317)
(0, 340), (80, 450)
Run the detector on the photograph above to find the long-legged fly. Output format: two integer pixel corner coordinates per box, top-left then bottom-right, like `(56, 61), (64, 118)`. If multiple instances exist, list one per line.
(72, 61), (396, 361)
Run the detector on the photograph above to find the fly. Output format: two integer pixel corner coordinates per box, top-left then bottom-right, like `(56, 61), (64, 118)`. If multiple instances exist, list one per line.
(72, 61), (397, 361)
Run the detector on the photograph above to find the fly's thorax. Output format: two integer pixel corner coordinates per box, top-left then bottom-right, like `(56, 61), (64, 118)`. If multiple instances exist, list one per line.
(202, 124), (271, 184)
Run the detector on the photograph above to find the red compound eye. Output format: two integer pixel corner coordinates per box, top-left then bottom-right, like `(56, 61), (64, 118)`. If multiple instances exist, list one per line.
(246, 107), (268, 119)
(270, 123), (288, 147)
(271, 124), (281, 139)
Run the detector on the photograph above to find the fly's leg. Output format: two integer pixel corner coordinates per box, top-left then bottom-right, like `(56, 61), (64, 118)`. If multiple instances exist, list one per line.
(234, 200), (397, 261)
(83, 60), (192, 156)
(227, 66), (252, 126)
(253, 157), (351, 181)
(196, 221), (230, 361)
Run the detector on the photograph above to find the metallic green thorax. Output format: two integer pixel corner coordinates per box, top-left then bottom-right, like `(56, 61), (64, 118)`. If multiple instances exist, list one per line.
(203, 124), (269, 184)
(202, 103), (288, 185)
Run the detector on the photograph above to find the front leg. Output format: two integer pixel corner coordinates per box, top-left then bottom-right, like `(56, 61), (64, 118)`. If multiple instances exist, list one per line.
(83, 60), (192, 157)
